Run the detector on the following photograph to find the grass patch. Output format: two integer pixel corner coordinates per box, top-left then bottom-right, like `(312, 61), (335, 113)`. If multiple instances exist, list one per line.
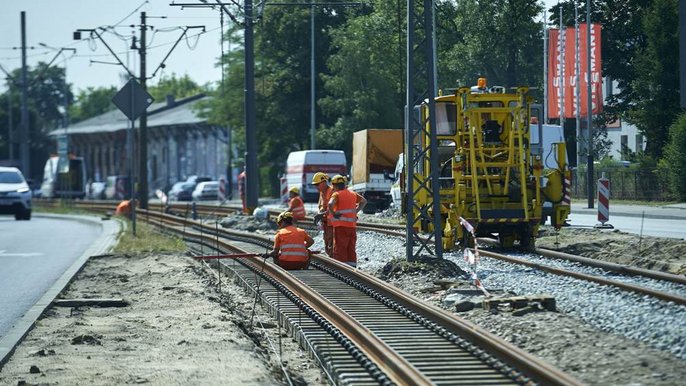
(33, 200), (97, 216)
(114, 220), (186, 254)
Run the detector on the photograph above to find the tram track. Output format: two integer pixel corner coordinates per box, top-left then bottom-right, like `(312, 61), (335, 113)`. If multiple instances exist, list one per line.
(146, 211), (575, 385)
(36, 199), (686, 307)
(134, 208), (581, 386)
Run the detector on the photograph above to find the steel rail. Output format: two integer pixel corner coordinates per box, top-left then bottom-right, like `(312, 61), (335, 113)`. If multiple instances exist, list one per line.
(138, 210), (432, 386)
(140, 209), (582, 386)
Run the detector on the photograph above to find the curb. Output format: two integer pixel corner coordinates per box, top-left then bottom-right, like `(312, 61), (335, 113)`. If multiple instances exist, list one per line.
(0, 214), (121, 370)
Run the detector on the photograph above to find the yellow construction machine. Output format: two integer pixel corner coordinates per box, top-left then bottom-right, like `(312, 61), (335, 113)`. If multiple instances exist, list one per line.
(413, 79), (570, 250)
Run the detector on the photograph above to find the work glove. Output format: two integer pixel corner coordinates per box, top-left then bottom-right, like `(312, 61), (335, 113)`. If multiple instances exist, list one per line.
(261, 253), (271, 260)
(313, 213), (323, 225)
(333, 211), (342, 219)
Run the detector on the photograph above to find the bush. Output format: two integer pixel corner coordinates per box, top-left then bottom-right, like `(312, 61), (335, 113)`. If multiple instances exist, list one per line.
(663, 113), (686, 200)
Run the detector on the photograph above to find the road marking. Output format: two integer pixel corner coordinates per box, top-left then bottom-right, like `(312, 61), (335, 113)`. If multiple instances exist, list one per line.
(0, 250), (45, 257)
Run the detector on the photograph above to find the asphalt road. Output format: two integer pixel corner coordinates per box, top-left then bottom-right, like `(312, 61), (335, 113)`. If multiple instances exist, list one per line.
(567, 212), (686, 239)
(0, 216), (101, 338)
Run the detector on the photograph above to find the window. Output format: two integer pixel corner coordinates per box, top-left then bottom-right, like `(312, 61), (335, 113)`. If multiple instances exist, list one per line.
(620, 135), (628, 160)
(635, 134), (643, 152)
(436, 102), (457, 136)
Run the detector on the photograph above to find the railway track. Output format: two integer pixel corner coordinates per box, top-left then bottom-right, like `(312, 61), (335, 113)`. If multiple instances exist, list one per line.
(36, 200), (584, 385)
(35, 199), (686, 306)
(141, 209), (581, 386)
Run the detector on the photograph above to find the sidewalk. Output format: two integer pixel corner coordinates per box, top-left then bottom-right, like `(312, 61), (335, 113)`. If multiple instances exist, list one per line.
(571, 201), (686, 220)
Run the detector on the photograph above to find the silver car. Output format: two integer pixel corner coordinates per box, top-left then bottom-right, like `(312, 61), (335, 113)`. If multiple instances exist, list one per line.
(0, 167), (32, 220)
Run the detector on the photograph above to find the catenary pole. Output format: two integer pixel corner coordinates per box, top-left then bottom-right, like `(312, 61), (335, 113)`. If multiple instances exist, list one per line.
(543, 10), (548, 123)
(575, 1), (581, 169)
(20, 12), (30, 177)
(310, 4), (316, 149)
(586, 0), (594, 208)
(139, 12), (149, 209)
(244, 0), (259, 213)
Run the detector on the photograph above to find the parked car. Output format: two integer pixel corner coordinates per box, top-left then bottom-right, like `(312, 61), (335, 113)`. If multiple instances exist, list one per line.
(186, 175), (212, 185)
(0, 166), (32, 220)
(192, 181), (219, 201)
(88, 182), (106, 200)
(168, 181), (195, 201)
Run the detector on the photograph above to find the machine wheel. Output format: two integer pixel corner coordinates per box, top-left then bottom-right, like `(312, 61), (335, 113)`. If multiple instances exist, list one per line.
(518, 228), (535, 252)
(498, 232), (516, 248)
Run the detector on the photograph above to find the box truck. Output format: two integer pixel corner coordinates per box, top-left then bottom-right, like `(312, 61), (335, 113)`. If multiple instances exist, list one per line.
(351, 129), (403, 213)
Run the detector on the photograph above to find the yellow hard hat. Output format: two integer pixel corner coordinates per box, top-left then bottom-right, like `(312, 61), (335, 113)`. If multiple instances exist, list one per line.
(276, 211), (293, 224)
(289, 186), (300, 194)
(311, 172), (329, 185)
(331, 175), (347, 184)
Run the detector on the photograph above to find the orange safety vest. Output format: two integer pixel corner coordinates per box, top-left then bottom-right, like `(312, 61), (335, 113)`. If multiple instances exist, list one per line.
(275, 225), (310, 263)
(318, 185), (333, 223)
(289, 195), (306, 220)
(330, 189), (359, 228)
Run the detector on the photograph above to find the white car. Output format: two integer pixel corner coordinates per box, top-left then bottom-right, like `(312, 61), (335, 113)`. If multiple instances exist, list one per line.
(192, 181), (219, 201)
(0, 166), (32, 220)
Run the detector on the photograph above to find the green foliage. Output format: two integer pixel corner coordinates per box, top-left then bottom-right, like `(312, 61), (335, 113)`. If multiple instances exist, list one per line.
(626, 0), (680, 158)
(446, 0), (543, 91)
(663, 113), (686, 200)
(69, 86), (118, 123)
(319, 0), (409, 154)
(147, 73), (207, 102)
(0, 63), (73, 177)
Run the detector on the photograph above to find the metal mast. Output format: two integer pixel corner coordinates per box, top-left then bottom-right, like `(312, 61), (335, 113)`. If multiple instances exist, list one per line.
(405, 0), (442, 260)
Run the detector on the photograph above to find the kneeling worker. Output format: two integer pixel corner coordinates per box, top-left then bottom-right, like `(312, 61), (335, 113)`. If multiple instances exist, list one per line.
(328, 175), (366, 268)
(264, 211), (314, 270)
(287, 187), (306, 222)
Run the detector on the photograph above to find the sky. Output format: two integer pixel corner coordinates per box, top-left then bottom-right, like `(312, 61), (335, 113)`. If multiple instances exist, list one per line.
(0, 0), (228, 93)
(0, 0), (562, 94)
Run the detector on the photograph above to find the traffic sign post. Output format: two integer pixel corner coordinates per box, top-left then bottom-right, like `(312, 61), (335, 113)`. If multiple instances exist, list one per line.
(112, 79), (154, 236)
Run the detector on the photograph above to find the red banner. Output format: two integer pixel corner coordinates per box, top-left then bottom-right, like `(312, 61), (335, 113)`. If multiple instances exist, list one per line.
(547, 24), (602, 119)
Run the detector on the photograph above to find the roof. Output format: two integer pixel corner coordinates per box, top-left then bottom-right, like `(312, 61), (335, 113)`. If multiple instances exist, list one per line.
(49, 93), (208, 136)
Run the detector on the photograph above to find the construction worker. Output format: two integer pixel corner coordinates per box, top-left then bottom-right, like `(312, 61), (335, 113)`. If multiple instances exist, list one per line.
(287, 187), (306, 221)
(237, 168), (247, 214)
(264, 211), (314, 270)
(115, 199), (133, 218)
(328, 175), (366, 268)
(311, 172), (333, 257)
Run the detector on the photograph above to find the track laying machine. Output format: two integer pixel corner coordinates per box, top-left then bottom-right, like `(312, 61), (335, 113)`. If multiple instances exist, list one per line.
(413, 78), (570, 250)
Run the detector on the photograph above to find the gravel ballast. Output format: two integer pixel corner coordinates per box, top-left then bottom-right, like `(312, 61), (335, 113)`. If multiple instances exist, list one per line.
(313, 229), (686, 386)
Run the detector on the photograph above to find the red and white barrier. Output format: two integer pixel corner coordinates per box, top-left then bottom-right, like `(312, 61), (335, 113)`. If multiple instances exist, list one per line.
(218, 178), (226, 201)
(595, 173), (613, 228)
(279, 177), (288, 205)
(563, 176), (571, 206)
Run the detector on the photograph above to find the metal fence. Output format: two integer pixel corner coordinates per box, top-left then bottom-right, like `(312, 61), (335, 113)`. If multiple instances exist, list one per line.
(570, 167), (673, 201)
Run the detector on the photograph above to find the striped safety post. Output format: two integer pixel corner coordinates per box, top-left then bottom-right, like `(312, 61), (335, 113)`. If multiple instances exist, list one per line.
(279, 176), (288, 205)
(595, 172), (614, 229)
(218, 178), (226, 201)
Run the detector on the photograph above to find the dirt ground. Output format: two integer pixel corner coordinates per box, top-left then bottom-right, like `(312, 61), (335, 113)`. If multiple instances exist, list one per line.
(0, 251), (325, 386)
(536, 226), (686, 275)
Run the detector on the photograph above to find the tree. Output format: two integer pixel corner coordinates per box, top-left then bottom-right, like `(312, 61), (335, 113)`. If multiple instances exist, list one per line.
(147, 73), (207, 102)
(663, 113), (686, 200)
(626, 0), (680, 158)
(69, 86), (118, 124)
(0, 62), (73, 178)
(445, 0), (543, 91)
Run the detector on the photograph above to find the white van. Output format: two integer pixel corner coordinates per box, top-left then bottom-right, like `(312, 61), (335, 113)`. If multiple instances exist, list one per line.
(39, 156), (59, 198)
(285, 150), (347, 202)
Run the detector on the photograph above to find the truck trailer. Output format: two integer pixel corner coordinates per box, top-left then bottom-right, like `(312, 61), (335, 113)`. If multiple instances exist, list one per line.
(351, 129), (403, 213)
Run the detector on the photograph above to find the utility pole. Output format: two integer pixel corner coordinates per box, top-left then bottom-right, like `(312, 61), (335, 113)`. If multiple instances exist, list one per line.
(139, 12), (149, 209)
(244, 0), (258, 213)
(586, 0), (594, 209)
(19, 11), (30, 177)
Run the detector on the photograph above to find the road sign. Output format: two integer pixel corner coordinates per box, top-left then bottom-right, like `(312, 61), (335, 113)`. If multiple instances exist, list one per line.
(111, 79), (154, 121)
(57, 134), (69, 173)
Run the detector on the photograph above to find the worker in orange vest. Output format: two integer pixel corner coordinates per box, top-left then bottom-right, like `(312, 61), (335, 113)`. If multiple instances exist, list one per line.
(328, 175), (366, 268)
(237, 168), (247, 214)
(311, 172), (333, 257)
(264, 211), (314, 270)
(115, 199), (133, 218)
(287, 187), (306, 222)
